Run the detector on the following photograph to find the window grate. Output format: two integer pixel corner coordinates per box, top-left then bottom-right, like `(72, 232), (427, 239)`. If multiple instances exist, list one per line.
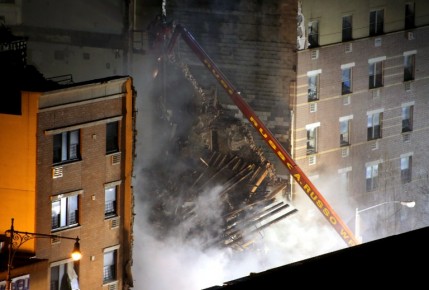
(341, 147), (349, 157)
(110, 217), (120, 229)
(308, 155), (316, 165)
(309, 102), (317, 113)
(403, 133), (411, 142)
(370, 140), (379, 150)
(52, 166), (63, 179)
(345, 43), (352, 53)
(111, 153), (121, 165)
(108, 283), (118, 290)
(311, 49), (319, 60)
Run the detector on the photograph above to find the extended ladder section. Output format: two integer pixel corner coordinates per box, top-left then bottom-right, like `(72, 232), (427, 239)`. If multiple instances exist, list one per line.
(166, 24), (359, 247)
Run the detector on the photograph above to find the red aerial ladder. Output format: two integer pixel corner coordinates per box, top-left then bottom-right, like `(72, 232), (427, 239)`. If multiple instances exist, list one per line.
(164, 24), (359, 247)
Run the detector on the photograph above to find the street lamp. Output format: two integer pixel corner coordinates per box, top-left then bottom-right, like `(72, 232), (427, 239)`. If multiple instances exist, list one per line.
(4, 218), (81, 290)
(355, 200), (415, 243)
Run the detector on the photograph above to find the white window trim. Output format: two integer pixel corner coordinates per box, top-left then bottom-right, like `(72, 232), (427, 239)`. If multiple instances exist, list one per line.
(307, 69), (322, 76)
(367, 108), (384, 116)
(365, 159), (383, 167)
(400, 152), (413, 158)
(104, 244), (120, 253)
(105, 180), (122, 189)
(339, 115), (353, 122)
(305, 122), (321, 130)
(341, 62), (355, 69)
(50, 258), (74, 267)
(402, 101), (415, 108)
(368, 56), (386, 64)
(51, 190), (83, 201)
(403, 50), (417, 56)
(338, 166), (352, 174)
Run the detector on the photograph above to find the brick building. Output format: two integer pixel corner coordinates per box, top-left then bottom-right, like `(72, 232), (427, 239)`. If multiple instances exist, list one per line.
(0, 27), (136, 289)
(293, 0), (429, 242)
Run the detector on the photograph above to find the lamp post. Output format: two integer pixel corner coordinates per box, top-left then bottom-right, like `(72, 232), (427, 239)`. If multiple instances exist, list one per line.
(4, 218), (81, 290)
(355, 200), (415, 243)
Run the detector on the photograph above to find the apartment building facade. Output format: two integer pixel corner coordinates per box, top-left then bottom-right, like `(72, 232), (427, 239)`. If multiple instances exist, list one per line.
(293, 0), (429, 242)
(0, 32), (135, 288)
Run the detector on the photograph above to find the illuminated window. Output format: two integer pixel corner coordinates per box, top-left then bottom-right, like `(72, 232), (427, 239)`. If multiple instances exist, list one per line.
(342, 15), (352, 41)
(402, 104), (414, 132)
(103, 249), (117, 283)
(401, 155), (412, 184)
(53, 130), (80, 164)
(105, 186), (117, 218)
(50, 261), (79, 290)
(367, 111), (382, 140)
(366, 163), (380, 192)
(51, 193), (79, 230)
(369, 9), (384, 36)
(106, 121), (119, 154)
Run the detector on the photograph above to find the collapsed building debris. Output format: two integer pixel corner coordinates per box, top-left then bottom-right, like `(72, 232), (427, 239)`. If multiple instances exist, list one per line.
(141, 55), (297, 251)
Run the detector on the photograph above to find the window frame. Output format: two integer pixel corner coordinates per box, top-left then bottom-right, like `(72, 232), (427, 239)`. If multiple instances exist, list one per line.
(50, 259), (79, 290)
(400, 154), (412, 184)
(341, 64), (353, 95)
(342, 15), (353, 41)
(106, 121), (120, 154)
(339, 116), (352, 147)
(366, 163), (380, 192)
(369, 60), (384, 89)
(404, 52), (416, 82)
(367, 111), (383, 141)
(308, 20), (319, 48)
(307, 70), (321, 102)
(306, 122), (320, 155)
(53, 130), (81, 164)
(51, 191), (81, 231)
(402, 104), (414, 133)
(369, 9), (384, 36)
(405, 2), (415, 29)
(103, 247), (119, 284)
(104, 184), (119, 218)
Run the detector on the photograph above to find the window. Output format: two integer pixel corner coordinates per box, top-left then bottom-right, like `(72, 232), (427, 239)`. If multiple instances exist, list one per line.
(366, 163), (380, 192)
(339, 117), (352, 146)
(306, 123), (320, 155)
(405, 2), (415, 29)
(308, 20), (319, 48)
(106, 121), (119, 154)
(369, 60), (384, 89)
(401, 155), (412, 184)
(402, 104), (414, 132)
(369, 9), (384, 36)
(367, 111), (382, 140)
(50, 261), (79, 290)
(342, 15), (352, 41)
(105, 186), (117, 218)
(307, 70), (321, 101)
(341, 64), (353, 94)
(404, 52), (415, 82)
(103, 249), (117, 283)
(51, 193), (79, 230)
(53, 130), (80, 164)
